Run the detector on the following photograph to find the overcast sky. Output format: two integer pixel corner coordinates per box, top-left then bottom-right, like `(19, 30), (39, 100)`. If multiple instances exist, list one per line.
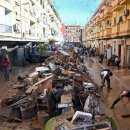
(53, 0), (102, 27)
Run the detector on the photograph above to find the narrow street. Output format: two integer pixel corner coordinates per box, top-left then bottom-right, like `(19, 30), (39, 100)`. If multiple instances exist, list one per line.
(85, 57), (130, 130)
(1, 0), (130, 129)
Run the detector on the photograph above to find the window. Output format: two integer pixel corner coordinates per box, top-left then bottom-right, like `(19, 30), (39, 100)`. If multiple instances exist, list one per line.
(40, 0), (42, 5)
(114, 17), (116, 25)
(119, 16), (123, 23)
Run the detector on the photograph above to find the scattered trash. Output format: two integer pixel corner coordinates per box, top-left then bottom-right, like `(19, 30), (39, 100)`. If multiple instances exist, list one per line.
(0, 47), (114, 130)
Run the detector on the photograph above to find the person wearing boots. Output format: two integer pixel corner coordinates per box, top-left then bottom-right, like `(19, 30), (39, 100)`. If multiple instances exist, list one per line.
(100, 69), (113, 89)
(110, 90), (130, 109)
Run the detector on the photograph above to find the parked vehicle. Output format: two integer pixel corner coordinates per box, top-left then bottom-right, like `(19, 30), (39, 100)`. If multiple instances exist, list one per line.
(26, 50), (54, 63)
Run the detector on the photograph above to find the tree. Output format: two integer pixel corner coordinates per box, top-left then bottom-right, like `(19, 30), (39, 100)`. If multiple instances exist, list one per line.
(37, 43), (47, 56)
(49, 40), (55, 50)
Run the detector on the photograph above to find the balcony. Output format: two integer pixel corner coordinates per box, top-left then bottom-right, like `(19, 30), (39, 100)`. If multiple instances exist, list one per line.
(5, 0), (11, 3)
(100, 31), (103, 38)
(96, 17), (101, 24)
(103, 28), (112, 38)
(29, 29), (35, 37)
(103, 6), (112, 19)
(120, 20), (130, 36)
(112, 24), (120, 37)
(0, 24), (12, 33)
(111, 0), (124, 11)
(96, 32), (100, 39)
(120, 0), (130, 5)
(100, 13), (104, 20)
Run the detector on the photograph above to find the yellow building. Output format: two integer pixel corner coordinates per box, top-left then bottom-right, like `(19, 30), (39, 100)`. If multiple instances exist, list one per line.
(85, 0), (130, 68)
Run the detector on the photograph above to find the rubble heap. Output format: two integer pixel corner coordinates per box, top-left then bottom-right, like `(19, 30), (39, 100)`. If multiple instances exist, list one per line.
(0, 47), (115, 130)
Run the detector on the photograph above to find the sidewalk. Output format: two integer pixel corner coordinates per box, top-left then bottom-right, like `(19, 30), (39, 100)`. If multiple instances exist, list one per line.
(0, 63), (39, 99)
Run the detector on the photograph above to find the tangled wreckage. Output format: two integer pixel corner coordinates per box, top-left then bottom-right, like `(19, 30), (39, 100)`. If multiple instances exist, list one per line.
(0, 48), (116, 130)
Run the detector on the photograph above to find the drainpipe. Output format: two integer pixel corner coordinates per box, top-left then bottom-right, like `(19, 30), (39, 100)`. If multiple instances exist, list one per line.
(123, 37), (126, 68)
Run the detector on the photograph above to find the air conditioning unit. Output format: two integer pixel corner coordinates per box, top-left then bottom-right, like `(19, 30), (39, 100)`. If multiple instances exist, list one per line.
(124, 9), (129, 16)
(13, 23), (20, 32)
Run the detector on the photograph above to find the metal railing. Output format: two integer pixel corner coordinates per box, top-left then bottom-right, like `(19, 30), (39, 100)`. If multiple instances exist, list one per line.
(5, 0), (11, 3)
(0, 24), (12, 33)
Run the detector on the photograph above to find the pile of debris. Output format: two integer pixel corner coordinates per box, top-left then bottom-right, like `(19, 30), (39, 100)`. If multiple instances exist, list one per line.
(0, 48), (114, 130)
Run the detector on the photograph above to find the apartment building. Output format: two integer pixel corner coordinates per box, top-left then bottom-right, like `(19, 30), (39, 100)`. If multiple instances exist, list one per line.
(85, 0), (130, 68)
(65, 25), (81, 44)
(0, 0), (62, 67)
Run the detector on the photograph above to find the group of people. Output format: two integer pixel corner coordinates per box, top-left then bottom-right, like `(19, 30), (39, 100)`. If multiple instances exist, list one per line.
(99, 54), (121, 69)
(100, 68), (130, 109)
(85, 46), (98, 57)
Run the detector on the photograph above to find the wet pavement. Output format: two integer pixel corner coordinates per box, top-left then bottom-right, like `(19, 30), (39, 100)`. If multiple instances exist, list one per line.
(0, 58), (130, 130)
(0, 64), (41, 130)
(85, 57), (130, 130)
(0, 64), (39, 99)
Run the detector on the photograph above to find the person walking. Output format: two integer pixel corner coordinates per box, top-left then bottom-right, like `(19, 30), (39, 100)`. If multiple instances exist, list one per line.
(110, 90), (130, 109)
(2, 57), (10, 81)
(115, 56), (120, 69)
(100, 69), (113, 89)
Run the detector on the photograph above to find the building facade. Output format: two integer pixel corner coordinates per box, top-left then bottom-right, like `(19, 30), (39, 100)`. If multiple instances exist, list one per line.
(64, 25), (81, 44)
(85, 0), (130, 68)
(0, 0), (62, 67)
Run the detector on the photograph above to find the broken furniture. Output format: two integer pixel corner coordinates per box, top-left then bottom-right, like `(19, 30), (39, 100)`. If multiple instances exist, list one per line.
(28, 71), (39, 84)
(36, 67), (52, 78)
(58, 93), (73, 109)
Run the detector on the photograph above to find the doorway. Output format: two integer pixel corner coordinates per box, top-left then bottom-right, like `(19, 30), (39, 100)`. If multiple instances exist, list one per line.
(118, 44), (121, 58)
(127, 46), (130, 69)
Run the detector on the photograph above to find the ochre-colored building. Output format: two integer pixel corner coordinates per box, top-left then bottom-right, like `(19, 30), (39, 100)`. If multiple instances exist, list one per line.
(85, 0), (130, 68)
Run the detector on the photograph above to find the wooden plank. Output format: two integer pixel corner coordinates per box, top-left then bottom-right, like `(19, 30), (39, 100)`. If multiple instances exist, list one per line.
(26, 75), (53, 94)
(28, 72), (39, 78)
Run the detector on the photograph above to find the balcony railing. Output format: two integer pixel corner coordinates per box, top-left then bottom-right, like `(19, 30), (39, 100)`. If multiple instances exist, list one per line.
(100, 13), (104, 19)
(5, 0), (11, 3)
(30, 11), (36, 18)
(112, 24), (120, 37)
(0, 24), (12, 33)
(120, 0), (130, 5)
(104, 6), (112, 18)
(103, 28), (112, 38)
(96, 17), (101, 24)
(111, 0), (124, 11)
(29, 29), (35, 37)
(100, 31), (103, 38)
(96, 32), (100, 39)
(120, 20), (130, 36)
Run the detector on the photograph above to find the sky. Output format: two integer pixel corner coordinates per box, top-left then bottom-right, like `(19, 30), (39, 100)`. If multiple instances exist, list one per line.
(53, 0), (102, 27)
